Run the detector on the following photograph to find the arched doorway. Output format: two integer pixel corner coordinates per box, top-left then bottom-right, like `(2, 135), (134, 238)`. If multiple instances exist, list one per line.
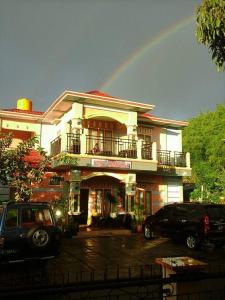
(80, 175), (125, 224)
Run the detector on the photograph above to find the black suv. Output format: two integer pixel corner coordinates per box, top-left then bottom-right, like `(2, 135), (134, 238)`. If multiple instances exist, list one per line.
(144, 202), (225, 249)
(0, 202), (61, 263)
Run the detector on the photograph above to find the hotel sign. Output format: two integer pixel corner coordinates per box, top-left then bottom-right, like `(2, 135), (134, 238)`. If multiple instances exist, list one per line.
(92, 159), (131, 169)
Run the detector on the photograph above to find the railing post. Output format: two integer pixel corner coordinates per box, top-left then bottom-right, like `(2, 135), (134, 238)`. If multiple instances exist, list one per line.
(152, 142), (157, 161)
(80, 132), (86, 155)
(186, 152), (191, 168)
(137, 140), (142, 159)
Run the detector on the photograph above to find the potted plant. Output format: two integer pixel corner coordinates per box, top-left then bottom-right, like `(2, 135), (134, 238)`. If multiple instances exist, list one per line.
(133, 203), (145, 233)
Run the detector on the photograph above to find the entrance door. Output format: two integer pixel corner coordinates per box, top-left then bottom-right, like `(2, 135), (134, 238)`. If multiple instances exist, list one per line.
(103, 189), (111, 215)
(80, 189), (89, 224)
(96, 189), (111, 215)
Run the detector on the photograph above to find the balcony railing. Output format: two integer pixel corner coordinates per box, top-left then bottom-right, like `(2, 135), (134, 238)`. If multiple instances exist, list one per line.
(50, 134), (187, 167)
(50, 136), (61, 156)
(141, 141), (152, 160)
(86, 135), (137, 159)
(157, 150), (186, 167)
(67, 133), (81, 154)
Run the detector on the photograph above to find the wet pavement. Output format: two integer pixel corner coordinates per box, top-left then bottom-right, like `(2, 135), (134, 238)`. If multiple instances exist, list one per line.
(1, 233), (225, 299)
(48, 233), (225, 274)
(1, 233), (225, 284)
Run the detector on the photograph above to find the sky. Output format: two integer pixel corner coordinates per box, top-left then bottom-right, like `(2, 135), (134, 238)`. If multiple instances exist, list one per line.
(0, 0), (225, 121)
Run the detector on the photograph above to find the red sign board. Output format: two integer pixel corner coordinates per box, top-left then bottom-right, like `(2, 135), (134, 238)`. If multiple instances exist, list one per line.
(92, 159), (131, 169)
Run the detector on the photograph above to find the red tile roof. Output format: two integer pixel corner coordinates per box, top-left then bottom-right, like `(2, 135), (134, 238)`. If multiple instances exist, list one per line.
(140, 113), (188, 126)
(87, 90), (114, 98)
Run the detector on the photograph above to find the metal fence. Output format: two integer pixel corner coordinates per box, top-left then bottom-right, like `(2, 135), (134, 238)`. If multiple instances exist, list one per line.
(1, 263), (225, 299)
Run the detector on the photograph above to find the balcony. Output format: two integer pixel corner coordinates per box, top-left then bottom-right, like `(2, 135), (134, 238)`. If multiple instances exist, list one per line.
(50, 134), (188, 169)
(85, 135), (137, 159)
(157, 150), (187, 167)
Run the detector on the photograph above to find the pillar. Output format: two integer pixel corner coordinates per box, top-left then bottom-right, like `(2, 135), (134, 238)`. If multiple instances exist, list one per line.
(125, 173), (136, 213)
(68, 170), (81, 215)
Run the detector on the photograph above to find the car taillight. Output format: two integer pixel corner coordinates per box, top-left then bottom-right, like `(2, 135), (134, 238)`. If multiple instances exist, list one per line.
(204, 215), (210, 234)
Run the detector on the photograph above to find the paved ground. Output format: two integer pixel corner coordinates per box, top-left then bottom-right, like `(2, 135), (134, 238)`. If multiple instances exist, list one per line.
(1, 233), (225, 300)
(47, 233), (225, 274)
(2, 232), (225, 283)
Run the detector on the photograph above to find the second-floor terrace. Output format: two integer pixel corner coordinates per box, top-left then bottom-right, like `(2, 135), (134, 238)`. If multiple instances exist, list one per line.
(50, 133), (190, 169)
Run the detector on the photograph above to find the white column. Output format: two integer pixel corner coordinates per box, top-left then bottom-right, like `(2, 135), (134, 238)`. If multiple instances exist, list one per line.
(152, 141), (157, 161)
(137, 140), (142, 159)
(186, 152), (191, 168)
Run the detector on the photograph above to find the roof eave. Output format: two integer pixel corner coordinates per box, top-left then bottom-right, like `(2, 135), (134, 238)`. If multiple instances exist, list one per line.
(0, 110), (45, 122)
(138, 113), (188, 128)
(43, 90), (155, 123)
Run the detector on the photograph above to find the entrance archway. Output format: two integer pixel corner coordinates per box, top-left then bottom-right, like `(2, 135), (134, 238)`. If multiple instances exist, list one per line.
(81, 175), (125, 224)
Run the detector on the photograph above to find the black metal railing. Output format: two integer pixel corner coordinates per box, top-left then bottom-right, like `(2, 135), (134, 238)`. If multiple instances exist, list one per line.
(141, 141), (152, 160)
(157, 150), (186, 167)
(174, 151), (187, 167)
(50, 136), (61, 156)
(50, 133), (187, 166)
(67, 133), (81, 154)
(2, 263), (225, 299)
(86, 135), (137, 159)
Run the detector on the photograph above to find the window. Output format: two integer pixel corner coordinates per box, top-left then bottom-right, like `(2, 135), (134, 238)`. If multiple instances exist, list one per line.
(138, 134), (151, 143)
(21, 207), (53, 227)
(156, 206), (173, 219)
(88, 129), (112, 154)
(173, 206), (189, 218)
(42, 209), (53, 226)
(206, 206), (225, 219)
(5, 208), (18, 228)
(21, 208), (36, 227)
(49, 176), (63, 185)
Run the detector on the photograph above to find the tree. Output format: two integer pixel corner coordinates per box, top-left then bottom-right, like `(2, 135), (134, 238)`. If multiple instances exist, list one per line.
(0, 134), (50, 201)
(196, 0), (225, 71)
(183, 104), (225, 202)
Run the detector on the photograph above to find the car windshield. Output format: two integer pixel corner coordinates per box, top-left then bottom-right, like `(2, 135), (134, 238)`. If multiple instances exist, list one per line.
(205, 206), (225, 220)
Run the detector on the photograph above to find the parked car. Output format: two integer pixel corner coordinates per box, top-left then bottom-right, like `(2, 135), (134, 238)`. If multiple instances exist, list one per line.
(143, 202), (225, 249)
(0, 201), (61, 263)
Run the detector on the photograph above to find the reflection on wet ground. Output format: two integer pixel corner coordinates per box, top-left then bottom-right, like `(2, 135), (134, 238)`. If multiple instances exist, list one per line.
(1, 235), (225, 287)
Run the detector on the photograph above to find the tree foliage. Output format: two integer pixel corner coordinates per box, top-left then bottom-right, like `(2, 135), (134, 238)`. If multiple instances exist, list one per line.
(196, 0), (225, 71)
(0, 134), (50, 202)
(183, 104), (225, 202)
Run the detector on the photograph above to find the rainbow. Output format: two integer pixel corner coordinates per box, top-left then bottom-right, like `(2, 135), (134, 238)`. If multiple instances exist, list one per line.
(100, 15), (195, 91)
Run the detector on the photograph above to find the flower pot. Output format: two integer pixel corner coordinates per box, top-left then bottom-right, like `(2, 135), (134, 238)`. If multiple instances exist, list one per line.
(136, 224), (142, 233)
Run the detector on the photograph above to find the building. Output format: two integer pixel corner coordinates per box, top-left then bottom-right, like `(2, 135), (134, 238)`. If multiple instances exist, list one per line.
(0, 98), (59, 203)
(0, 91), (191, 224)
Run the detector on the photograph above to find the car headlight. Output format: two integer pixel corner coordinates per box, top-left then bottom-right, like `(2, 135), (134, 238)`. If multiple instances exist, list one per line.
(55, 209), (62, 218)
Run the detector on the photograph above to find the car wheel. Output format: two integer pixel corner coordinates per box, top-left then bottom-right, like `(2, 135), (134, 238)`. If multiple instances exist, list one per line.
(27, 226), (51, 251)
(186, 233), (199, 250)
(144, 225), (153, 240)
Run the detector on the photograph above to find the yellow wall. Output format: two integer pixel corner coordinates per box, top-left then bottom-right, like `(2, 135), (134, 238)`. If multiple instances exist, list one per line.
(1, 119), (41, 135)
(84, 107), (134, 126)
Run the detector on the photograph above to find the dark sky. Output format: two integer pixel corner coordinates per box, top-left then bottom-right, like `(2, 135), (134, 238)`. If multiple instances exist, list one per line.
(0, 0), (224, 120)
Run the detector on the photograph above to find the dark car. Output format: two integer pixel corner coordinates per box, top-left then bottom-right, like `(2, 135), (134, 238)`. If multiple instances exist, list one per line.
(0, 201), (61, 263)
(143, 202), (225, 249)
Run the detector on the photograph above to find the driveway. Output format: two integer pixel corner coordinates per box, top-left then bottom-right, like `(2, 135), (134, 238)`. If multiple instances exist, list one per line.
(48, 234), (225, 274)
(1, 234), (225, 299)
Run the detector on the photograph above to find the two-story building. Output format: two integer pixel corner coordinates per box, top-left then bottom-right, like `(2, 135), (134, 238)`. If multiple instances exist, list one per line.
(0, 91), (191, 225)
